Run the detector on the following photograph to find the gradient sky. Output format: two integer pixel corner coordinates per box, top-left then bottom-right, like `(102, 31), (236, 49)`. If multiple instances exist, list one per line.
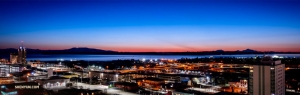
(1, 0), (300, 52)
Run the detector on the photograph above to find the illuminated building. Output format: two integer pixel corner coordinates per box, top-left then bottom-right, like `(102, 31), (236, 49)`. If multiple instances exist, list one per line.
(10, 65), (22, 73)
(10, 53), (18, 64)
(17, 42), (26, 64)
(35, 76), (70, 88)
(27, 75), (48, 82)
(249, 56), (285, 95)
(0, 65), (9, 77)
(89, 71), (118, 82)
(0, 65), (14, 85)
(0, 77), (14, 85)
(0, 64), (23, 78)
(136, 78), (165, 91)
(0, 58), (9, 64)
(115, 82), (139, 91)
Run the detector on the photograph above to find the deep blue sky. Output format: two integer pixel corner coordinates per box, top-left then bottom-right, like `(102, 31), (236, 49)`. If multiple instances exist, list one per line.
(1, 0), (300, 52)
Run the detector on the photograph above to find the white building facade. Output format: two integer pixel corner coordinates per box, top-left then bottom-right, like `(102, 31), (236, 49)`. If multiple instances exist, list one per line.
(249, 56), (285, 95)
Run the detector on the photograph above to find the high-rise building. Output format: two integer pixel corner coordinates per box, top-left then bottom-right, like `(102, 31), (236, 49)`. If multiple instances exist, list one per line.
(249, 56), (285, 95)
(18, 44), (26, 64)
(10, 53), (18, 64)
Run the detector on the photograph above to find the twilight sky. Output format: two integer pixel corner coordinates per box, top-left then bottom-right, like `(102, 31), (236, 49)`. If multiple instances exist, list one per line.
(1, 0), (300, 52)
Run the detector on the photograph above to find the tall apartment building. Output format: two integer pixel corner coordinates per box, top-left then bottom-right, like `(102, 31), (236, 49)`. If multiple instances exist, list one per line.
(249, 56), (285, 95)
(18, 45), (26, 64)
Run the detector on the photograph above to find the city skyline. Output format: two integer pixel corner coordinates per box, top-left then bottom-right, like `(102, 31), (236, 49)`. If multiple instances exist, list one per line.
(1, 0), (300, 52)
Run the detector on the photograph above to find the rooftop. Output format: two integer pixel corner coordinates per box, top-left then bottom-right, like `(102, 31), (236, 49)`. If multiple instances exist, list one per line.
(35, 76), (68, 81)
(252, 56), (282, 66)
(261, 56), (273, 61)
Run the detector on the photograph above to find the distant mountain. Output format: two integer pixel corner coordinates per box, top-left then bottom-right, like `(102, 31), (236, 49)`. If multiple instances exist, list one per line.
(240, 49), (257, 53)
(0, 47), (117, 54)
(42, 47), (117, 54)
(215, 49), (224, 52)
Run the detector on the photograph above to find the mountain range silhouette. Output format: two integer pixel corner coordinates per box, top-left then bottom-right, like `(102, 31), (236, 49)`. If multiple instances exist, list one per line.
(0, 47), (297, 55)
